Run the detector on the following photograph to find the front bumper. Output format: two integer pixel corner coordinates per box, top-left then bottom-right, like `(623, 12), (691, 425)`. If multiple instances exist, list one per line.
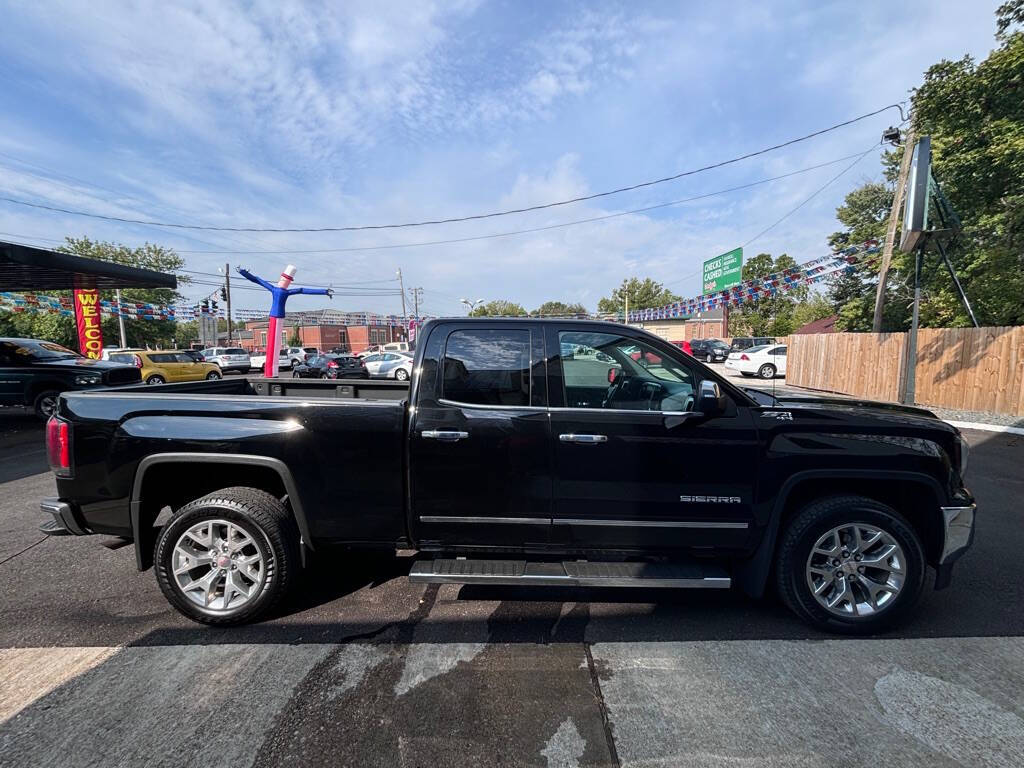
(40, 497), (89, 536)
(939, 504), (976, 564)
(934, 503), (976, 589)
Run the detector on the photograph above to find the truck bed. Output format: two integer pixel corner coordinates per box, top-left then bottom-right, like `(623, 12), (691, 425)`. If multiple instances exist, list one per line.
(102, 375), (410, 401)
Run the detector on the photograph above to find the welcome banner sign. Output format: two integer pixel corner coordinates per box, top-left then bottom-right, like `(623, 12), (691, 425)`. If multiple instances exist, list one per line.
(74, 289), (103, 359)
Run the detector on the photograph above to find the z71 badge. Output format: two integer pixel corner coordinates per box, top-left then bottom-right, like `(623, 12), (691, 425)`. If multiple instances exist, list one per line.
(679, 495), (742, 504)
(761, 411), (793, 420)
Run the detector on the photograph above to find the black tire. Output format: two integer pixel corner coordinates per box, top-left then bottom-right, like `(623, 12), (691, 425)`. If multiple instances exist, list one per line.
(146, 374), (166, 385)
(33, 389), (61, 420)
(706, 353), (713, 363)
(292, 371), (301, 378)
(395, 368), (409, 381)
(154, 486), (301, 626)
(775, 495), (925, 634)
(758, 363), (776, 379)
(206, 371), (222, 380)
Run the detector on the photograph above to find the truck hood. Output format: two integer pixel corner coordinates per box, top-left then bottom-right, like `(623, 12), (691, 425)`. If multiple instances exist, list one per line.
(769, 393), (958, 435)
(35, 357), (136, 371)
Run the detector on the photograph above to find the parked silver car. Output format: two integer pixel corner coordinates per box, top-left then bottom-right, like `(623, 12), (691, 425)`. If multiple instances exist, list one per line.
(200, 346), (252, 374)
(361, 351), (413, 381)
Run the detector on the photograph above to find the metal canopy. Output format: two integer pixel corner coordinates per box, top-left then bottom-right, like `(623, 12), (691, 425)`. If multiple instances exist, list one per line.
(0, 241), (178, 291)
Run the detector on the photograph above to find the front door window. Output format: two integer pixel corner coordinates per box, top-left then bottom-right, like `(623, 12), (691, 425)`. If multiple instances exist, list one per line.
(559, 331), (697, 412)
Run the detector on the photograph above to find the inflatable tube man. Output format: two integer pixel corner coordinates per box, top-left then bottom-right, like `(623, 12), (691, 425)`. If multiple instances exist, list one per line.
(237, 265), (333, 377)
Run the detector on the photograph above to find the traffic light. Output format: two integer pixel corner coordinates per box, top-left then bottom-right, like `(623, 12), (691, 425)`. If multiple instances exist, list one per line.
(212, 300), (219, 312)
(219, 287), (227, 301)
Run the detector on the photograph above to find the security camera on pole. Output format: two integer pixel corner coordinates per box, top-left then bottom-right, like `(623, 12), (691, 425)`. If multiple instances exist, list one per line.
(237, 265), (334, 378)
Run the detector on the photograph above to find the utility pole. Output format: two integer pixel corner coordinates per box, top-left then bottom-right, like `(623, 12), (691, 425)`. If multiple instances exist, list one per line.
(873, 126), (916, 333)
(224, 263), (233, 343)
(408, 287), (423, 318)
(624, 292), (629, 324)
(114, 288), (127, 347)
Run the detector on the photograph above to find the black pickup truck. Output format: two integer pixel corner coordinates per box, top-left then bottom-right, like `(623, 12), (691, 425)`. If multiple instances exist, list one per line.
(39, 318), (975, 633)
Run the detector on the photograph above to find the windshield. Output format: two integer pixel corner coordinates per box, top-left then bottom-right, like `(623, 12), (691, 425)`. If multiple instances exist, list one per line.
(0, 340), (82, 361)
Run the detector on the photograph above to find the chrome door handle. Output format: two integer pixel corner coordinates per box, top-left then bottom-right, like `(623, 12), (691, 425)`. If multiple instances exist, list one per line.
(421, 430), (469, 441)
(559, 433), (608, 444)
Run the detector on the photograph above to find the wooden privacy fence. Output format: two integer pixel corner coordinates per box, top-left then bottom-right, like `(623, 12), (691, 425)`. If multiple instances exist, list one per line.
(786, 326), (1024, 416)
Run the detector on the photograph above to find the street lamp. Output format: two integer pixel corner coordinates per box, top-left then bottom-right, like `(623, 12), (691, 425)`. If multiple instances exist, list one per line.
(460, 298), (484, 314)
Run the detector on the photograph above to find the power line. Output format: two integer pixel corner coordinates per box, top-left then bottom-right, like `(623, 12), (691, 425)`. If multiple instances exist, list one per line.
(741, 144), (878, 248)
(166, 151), (867, 255)
(0, 104), (904, 233)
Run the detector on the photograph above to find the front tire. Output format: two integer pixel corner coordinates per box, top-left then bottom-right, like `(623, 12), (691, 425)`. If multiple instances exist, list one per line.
(706, 353), (713, 363)
(33, 389), (61, 420)
(758, 363), (776, 379)
(154, 487), (301, 625)
(394, 368), (409, 381)
(775, 495), (925, 634)
(146, 375), (166, 385)
(206, 371), (222, 380)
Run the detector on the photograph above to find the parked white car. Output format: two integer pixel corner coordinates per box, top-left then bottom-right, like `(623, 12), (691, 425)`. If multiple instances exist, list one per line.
(249, 349), (293, 371)
(724, 344), (787, 379)
(361, 351), (413, 380)
(200, 347), (252, 374)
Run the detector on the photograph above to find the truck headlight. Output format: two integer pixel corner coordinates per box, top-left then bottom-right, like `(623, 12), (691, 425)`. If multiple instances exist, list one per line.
(956, 433), (970, 478)
(74, 374), (102, 386)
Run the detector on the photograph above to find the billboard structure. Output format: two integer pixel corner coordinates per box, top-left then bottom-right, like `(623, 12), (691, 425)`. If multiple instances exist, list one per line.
(703, 248), (743, 294)
(900, 136), (931, 252)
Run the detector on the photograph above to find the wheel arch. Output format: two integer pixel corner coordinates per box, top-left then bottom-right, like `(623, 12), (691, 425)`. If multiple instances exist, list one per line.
(734, 469), (945, 598)
(130, 453), (313, 571)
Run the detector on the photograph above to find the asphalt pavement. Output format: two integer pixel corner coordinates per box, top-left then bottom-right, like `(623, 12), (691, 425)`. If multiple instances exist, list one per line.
(1, 395), (1023, 767)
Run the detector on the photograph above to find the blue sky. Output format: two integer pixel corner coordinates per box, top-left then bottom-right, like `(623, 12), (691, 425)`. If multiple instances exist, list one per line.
(0, 0), (1003, 317)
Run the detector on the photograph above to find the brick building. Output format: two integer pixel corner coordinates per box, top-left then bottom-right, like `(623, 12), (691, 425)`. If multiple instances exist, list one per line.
(240, 317), (406, 354)
(636, 308), (727, 343)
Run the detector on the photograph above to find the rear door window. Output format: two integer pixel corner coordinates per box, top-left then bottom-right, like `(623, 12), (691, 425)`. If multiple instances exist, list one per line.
(442, 329), (530, 407)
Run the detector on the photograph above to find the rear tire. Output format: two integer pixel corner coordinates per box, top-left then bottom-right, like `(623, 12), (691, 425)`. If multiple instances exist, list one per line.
(33, 389), (61, 420)
(146, 375), (166, 385)
(395, 368), (409, 381)
(154, 487), (301, 625)
(758, 363), (776, 379)
(775, 495), (925, 634)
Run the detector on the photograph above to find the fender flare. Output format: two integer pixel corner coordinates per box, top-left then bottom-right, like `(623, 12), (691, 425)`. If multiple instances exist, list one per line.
(734, 468), (945, 598)
(130, 452), (313, 571)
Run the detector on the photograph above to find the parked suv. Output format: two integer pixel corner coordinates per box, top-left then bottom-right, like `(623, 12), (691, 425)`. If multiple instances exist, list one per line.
(108, 350), (222, 385)
(728, 336), (777, 357)
(0, 338), (140, 418)
(200, 347), (251, 374)
(690, 338), (730, 363)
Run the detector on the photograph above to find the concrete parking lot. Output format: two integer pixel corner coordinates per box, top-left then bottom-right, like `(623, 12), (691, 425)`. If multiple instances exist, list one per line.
(1, 403), (1023, 767)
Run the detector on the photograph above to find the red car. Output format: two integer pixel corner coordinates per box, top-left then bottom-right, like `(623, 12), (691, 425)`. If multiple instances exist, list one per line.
(673, 340), (693, 356)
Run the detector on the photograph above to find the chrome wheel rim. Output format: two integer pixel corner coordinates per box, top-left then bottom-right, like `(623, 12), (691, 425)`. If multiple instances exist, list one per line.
(38, 394), (58, 416)
(759, 365), (774, 378)
(171, 519), (265, 612)
(806, 522), (906, 618)
(396, 369), (408, 381)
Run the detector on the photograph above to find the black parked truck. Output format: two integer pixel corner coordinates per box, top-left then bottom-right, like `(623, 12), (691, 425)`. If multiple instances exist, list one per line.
(39, 318), (975, 633)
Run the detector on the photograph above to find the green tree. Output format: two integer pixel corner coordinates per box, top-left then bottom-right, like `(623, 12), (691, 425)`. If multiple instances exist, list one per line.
(790, 294), (835, 331)
(468, 300), (528, 317)
(287, 329), (303, 347)
(829, 6), (1024, 329)
(731, 253), (805, 336)
(532, 300), (588, 317)
(597, 277), (680, 315)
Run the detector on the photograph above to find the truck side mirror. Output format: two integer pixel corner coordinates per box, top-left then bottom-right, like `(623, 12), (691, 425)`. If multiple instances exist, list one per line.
(608, 367), (619, 384)
(697, 380), (727, 415)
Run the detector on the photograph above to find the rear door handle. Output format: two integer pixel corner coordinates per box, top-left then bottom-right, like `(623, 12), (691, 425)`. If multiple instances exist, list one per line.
(559, 433), (608, 444)
(421, 430), (469, 441)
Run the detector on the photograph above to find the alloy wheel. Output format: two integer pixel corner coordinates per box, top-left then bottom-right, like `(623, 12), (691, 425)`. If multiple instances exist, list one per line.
(806, 523), (906, 618)
(171, 519), (264, 612)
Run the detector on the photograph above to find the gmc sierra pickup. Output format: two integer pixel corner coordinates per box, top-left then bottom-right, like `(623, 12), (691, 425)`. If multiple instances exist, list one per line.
(39, 318), (975, 633)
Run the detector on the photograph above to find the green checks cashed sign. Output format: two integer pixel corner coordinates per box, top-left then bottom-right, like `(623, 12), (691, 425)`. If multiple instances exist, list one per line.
(702, 247), (743, 294)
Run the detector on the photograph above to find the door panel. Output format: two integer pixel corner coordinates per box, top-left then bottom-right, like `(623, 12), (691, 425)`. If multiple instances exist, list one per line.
(409, 325), (551, 549)
(547, 327), (759, 552)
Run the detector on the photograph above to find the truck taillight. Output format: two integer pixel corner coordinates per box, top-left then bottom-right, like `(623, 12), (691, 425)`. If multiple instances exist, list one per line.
(740, 354), (750, 361)
(327, 360), (339, 368)
(46, 416), (72, 478)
